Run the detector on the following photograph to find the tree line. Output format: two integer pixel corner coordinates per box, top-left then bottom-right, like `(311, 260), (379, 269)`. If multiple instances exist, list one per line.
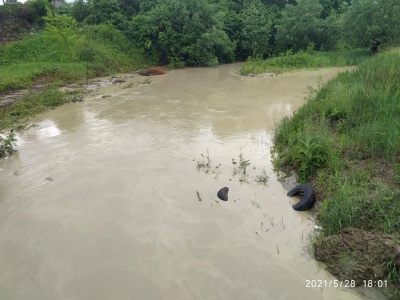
(2, 0), (400, 66)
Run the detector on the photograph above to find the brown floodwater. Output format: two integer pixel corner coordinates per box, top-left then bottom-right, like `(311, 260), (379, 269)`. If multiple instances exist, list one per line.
(0, 64), (384, 299)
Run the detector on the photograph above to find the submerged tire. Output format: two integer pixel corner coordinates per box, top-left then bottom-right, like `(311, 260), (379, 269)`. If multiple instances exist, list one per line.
(287, 184), (316, 211)
(217, 187), (229, 201)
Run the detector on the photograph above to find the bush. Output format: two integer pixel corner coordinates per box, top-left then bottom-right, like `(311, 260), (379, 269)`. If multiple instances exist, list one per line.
(0, 132), (17, 158)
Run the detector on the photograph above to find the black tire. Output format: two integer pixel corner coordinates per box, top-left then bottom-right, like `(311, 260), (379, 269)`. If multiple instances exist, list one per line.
(217, 187), (229, 201)
(287, 184), (316, 211)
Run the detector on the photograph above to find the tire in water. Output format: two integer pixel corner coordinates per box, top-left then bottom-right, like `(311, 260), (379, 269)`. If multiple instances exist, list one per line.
(287, 184), (315, 211)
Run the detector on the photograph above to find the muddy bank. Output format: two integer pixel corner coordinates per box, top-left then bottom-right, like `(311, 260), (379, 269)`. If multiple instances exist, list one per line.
(315, 228), (400, 284)
(0, 72), (152, 109)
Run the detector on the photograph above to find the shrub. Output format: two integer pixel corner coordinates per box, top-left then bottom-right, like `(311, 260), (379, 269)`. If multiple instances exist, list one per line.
(0, 132), (17, 158)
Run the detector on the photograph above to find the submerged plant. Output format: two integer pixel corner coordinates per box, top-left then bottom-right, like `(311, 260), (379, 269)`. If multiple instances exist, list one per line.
(238, 153), (251, 174)
(0, 131), (17, 158)
(232, 153), (251, 176)
(196, 150), (212, 173)
(255, 169), (269, 184)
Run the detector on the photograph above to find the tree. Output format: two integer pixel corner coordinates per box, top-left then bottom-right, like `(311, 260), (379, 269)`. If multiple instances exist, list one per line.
(187, 26), (235, 65)
(319, 0), (342, 18)
(43, 7), (79, 61)
(71, 0), (89, 22)
(275, 0), (339, 52)
(341, 0), (400, 53)
(236, 1), (272, 59)
(262, 0), (296, 8)
(25, 0), (52, 26)
(128, 0), (234, 66)
(85, 0), (121, 24)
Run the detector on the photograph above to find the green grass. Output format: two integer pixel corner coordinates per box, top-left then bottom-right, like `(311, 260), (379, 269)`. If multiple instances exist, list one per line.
(273, 48), (400, 226)
(0, 88), (69, 131)
(240, 49), (371, 75)
(0, 27), (149, 93)
(0, 62), (88, 92)
(272, 48), (400, 292)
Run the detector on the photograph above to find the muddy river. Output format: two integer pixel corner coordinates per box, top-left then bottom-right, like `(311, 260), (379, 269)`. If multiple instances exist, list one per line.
(0, 64), (384, 299)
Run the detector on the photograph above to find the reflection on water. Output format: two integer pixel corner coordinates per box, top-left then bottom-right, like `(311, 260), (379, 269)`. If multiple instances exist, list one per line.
(0, 64), (382, 299)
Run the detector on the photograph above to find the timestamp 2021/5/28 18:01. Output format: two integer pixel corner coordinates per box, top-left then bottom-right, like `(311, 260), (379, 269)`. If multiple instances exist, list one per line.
(363, 280), (388, 288)
(305, 280), (388, 288)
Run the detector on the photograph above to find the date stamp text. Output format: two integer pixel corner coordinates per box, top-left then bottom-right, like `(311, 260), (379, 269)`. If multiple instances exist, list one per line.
(305, 279), (356, 288)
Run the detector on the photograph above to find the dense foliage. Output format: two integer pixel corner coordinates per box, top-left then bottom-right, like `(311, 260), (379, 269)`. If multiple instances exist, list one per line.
(1, 0), (400, 71)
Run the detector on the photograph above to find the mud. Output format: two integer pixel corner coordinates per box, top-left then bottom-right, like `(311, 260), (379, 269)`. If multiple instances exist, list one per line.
(314, 227), (400, 284)
(0, 73), (150, 109)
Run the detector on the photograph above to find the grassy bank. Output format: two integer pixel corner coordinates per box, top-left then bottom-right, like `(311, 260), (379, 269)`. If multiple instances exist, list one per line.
(240, 49), (371, 75)
(0, 25), (149, 94)
(272, 49), (400, 297)
(0, 87), (77, 131)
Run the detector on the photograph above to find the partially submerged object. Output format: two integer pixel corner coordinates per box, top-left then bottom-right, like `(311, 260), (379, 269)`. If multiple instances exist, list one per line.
(138, 67), (168, 76)
(217, 187), (229, 201)
(287, 184), (316, 211)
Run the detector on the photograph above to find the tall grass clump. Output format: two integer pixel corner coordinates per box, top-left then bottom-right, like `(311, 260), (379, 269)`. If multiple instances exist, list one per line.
(318, 184), (365, 235)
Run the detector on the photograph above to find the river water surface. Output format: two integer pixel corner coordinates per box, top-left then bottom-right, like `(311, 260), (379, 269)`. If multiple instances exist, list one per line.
(0, 64), (383, 299)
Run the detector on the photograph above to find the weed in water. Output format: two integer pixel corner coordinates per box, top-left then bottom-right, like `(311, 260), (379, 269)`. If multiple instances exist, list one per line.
(255, 169), (269, 184)
(0, 131), (17, 158)
(232, 158), (238, 175)
(234, 153), (250, 175)
(196, 150), (212, 173)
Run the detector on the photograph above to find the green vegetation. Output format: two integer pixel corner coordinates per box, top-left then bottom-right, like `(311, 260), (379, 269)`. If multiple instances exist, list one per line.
(0, 5), (148, 94)
(272, 49), (400, 293)
(0, 26), (147, 93)
(0, 87), (72, 131)
(232, 153), (251, 175)
(196, 150), (212, 173)
(1, 0), (399, 87)
(240, 49), (370, 75)
(0, 131), (17, 158)
(255, 169), (269, 184)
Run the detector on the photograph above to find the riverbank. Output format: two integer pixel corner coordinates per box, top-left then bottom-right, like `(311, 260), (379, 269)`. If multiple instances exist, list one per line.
(0, 26), (150, 95)
(240, 49), (371, 76)
(272, 48), (400, 298)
